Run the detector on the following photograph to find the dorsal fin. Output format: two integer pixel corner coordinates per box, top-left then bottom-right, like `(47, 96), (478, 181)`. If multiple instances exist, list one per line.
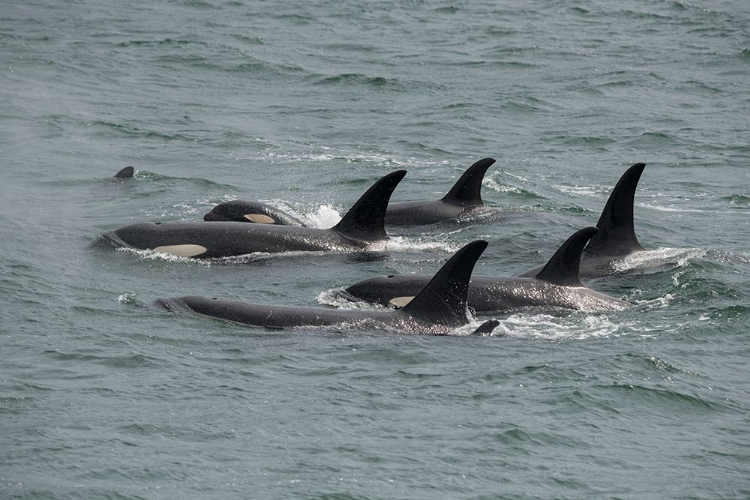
(535, 227), (598, 286)
(471, 319), (500, 336)
(442, 158), (495, 206)
(401, 240), (488, 327)
(333, 170), (406, 241)
(585, 163), (646, 257)
(115, 166), (135, 179)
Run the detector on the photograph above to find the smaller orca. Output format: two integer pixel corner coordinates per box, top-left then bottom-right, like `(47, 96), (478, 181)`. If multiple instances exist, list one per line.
(114, 166), (135, 179)
(343, 227), (630, 314)
(517, 162), (647, 278)
(203, 200), (305, 226)
(104, 170), (406, 259)
(157, 240), (496, 335)
(202, 158), (496, 227)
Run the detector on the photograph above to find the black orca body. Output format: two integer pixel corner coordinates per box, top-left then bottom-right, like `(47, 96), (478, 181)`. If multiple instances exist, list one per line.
(203, 158), (495, 227)
(114, 166), (135, 179)
(343, 227), (630, 314)
(104, 171), (406, 259)
(203, 200), (304, 226)
(384, 157), (495, 225)
(518, 162), (647, 279)
(157, 241), (496, 334)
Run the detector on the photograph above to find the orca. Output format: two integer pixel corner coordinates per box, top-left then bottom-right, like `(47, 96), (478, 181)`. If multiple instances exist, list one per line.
(103, 170), (406, 259)
(203, 200), (305, 226)
(157, 240), (498, 335)
(114, 166), (135, 179)
(343, 227), (630, 314)
(384, 157), (495, 225)
(517, 162), (647, 278)
(202, 158), (496, 227)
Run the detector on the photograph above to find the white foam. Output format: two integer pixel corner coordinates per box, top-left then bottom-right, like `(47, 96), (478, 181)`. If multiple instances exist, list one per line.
(610, 247), (706, 273)
(305, 204), (343, 228)
(490, 312), (630, 340)
(483, 177), (524, 194)
(382, 235), (459, 254)
(553, 184), (609, 198)
(632, 293), (676, 310)
(317, 289), (391, 310)
(117, 293), (136, 304)
(635, 202), (706, 213)
(261, 150), (431, 168)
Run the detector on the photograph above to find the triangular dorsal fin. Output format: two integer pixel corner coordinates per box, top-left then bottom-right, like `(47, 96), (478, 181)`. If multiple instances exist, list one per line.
(471, 319), (500, 336)
(442, 158), (495, 206)
(585, 163), (646, 257)
(115, 166), (135, 179)
(401, 240), (488, 327)
(333, 170), (406, 241)
(535, 227), (598, 286)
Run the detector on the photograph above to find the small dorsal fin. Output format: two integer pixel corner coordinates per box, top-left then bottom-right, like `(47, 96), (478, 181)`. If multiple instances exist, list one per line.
(115, 166), (135, 179)
(471, 319), (500, 336)
(401, 240), (488, 327)
(586, 163), (646, 257)
(535, 227), (598, 286)
(333, 170), (406, 241)
(442, 158), (495, 206)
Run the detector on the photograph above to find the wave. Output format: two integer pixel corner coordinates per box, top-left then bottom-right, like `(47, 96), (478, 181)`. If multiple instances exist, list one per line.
(610, 247), (706, 274)
(488, 311), (631, 340)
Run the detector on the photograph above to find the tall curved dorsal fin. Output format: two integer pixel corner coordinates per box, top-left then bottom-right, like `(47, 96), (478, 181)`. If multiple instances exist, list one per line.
(401, 240), (488, 328)
(333, 170), (407, 241)
(585, 163), (646, 257)
(442, 158), (496, 206)
(535, 227), (598, 286)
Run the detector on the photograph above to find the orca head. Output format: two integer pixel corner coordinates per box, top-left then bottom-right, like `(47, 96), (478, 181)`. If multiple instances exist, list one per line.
(344, 274), (416, 307)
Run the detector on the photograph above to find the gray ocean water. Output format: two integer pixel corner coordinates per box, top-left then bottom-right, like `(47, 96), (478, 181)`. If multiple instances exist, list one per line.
(2, 0), (750, 498)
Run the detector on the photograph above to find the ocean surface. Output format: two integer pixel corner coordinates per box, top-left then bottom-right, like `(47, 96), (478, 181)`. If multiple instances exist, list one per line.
(2, 0), (750, 498)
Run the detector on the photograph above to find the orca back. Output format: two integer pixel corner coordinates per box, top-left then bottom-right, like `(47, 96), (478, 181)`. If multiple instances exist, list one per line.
(115, 166), (135, 179)
(586, 163), (646, 257)
(442, 158), (495, 206)
(534, 227), (598, 287)
(401, 240), (488, 327)
(333, 170), (406, 241)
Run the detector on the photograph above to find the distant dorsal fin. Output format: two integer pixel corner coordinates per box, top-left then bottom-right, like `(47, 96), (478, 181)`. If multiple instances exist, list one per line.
(401, 240), (488, 327)
(115, 166), (135, 179)
(442, 158), (495, 206)
(535, 227), (598, 286)
(585, 163), (646, 257)
(333, 170), (406, 241)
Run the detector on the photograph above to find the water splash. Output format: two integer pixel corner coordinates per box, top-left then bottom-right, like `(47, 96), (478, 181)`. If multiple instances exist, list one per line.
(297, 204), (342, 228)
(490, 312), (632, 340)
(317, 289), (391, 310)
(610, 247), (706, 273)
(117, 293), (144, 306)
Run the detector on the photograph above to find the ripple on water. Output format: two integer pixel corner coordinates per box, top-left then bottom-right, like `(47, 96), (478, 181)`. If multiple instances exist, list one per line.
(599, 383), (732, 413)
